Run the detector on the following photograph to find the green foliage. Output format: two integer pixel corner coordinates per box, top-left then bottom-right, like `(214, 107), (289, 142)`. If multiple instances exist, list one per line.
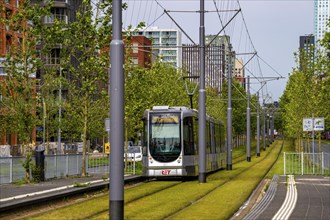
(0, 2), (50, 146)
(124, 62), (188, 140)
(220, 79), (248, 136)
(31, 163), (43, 183)
(281, 32), (330, 139)
(20, 151), (33, 182)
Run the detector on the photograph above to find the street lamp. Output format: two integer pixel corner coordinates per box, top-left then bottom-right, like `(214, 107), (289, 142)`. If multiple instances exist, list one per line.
(183, 74), (199, 109)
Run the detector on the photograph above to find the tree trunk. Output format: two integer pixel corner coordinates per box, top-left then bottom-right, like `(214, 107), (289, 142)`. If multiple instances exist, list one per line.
(81, 101), (88, 177)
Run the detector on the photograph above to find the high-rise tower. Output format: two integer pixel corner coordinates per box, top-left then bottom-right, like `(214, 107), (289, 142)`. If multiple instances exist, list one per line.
(314, 0), (330, 47)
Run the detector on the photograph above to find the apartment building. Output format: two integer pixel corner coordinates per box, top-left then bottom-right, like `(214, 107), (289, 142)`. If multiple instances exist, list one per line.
(0, 0), (83, 146)
(299, 35), (315, 70)
(134, 27), (182, 68)
(314, 0), (330, 48)
(234, 58), (245, 89)
(182, 44), (225, 91)
(182, 35), (235, 92)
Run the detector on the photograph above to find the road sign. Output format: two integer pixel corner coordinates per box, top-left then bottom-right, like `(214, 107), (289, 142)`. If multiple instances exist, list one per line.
(303, 117), (325, 131)
(314, 118), (325, 131)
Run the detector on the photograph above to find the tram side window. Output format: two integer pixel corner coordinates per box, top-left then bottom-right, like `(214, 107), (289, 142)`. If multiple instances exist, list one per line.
(220, 124), (225, 152)
(194, 117), (198, 154)
(218, 124), (222, 152)
(214, 124), (220, 153)
(210, 122), (216, 154)
(143, 118), (148, 156)
(183, 117), (194, 155)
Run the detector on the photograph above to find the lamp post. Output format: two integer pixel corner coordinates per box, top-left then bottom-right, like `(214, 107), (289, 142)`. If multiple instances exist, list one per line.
(183, 75), (199, 109)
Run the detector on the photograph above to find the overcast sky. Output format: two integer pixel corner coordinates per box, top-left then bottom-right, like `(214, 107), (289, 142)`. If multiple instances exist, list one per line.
(122, 0), (314, 101)
(239, 1), (314, 101)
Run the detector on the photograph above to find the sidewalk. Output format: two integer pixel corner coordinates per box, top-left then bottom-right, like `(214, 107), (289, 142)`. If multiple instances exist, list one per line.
(0, 174), (142, 212)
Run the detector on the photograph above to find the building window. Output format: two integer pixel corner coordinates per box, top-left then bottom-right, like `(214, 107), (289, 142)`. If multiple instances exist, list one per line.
(45, 49), (61, 65)
(0, 67), (5, 75)
(132, 43), (138, 54)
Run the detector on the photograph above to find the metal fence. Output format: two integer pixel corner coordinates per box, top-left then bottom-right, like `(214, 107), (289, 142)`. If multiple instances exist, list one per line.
(284, 152), (330, 175)
(0, 153), (139, 185)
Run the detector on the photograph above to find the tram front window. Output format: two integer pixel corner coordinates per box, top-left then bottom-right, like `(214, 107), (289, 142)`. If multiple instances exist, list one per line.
(150, 114), (181, 162)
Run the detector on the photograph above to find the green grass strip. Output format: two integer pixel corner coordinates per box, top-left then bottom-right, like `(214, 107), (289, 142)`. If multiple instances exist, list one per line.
(26, 181), (179, 220)
(92, 141), (281, 220)
(26, 140), (282, 220)
(170, 141), (283, 220)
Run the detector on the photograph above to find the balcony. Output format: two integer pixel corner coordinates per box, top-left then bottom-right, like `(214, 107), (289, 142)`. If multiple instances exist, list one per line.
(43, 14), (68, 24)
(53, 0), (70, 7)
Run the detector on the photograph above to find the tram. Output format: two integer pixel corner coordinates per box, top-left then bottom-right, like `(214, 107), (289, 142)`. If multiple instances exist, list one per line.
(142, 106), (226, 177)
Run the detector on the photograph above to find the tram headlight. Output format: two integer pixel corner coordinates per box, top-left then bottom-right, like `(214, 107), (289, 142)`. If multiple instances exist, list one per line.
(177, 156), (181, 163)
(149, 157), (153, 163)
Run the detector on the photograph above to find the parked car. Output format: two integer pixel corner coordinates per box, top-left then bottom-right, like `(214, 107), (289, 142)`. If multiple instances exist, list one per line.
(124, 146), (142, 162)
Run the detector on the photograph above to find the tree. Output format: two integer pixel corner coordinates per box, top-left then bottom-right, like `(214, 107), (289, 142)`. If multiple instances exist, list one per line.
(42, 0), (112, 176)
(124, 60), (189, 141)
(0, 0), (50, 181)
(280, 45), (321, 150)
(220, 79), (247, 143)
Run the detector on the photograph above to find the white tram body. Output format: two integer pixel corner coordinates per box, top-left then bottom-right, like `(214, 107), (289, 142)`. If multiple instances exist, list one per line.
(142, 106), (226, 177)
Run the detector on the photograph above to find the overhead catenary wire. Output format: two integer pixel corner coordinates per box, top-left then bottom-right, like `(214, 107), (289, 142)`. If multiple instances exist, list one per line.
(119, 0), (282, 103)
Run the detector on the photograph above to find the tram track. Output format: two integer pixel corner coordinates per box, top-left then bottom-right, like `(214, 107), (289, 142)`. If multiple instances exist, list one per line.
(2, 141), (281, 220)
(81, 141), (283, 219)
(164, 140), (284, 219)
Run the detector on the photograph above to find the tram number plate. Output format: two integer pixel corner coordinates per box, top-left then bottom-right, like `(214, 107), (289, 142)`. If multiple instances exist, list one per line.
(161, 170), (171, 175)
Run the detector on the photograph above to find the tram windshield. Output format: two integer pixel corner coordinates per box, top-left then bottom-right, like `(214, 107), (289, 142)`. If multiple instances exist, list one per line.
(149, 113), (181, 162)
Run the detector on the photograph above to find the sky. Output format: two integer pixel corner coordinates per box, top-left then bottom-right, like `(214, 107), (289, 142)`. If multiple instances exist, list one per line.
(121, 0), (314, 102)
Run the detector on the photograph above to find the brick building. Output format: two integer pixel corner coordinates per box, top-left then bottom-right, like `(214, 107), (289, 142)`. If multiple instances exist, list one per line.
(129, 36), (152, 68)
(0, 0), (23, 145)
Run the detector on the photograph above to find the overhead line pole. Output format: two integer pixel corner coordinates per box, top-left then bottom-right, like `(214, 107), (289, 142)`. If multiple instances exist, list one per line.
(198, 0), (207, 183)
(246, 75), (251, 162)
(110, 0), (124, 218)
(227, 44), (233, 170)
(262, 94), (266, 151)
(256, 91), (260, 157)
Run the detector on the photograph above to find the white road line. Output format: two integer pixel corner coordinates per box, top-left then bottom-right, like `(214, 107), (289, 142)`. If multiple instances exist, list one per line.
(272, 175), (298, 220)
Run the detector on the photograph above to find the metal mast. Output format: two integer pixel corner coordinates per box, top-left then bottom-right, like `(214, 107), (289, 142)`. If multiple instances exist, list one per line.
(110, 0), (124, 218)
(198, 0), (207, 183)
